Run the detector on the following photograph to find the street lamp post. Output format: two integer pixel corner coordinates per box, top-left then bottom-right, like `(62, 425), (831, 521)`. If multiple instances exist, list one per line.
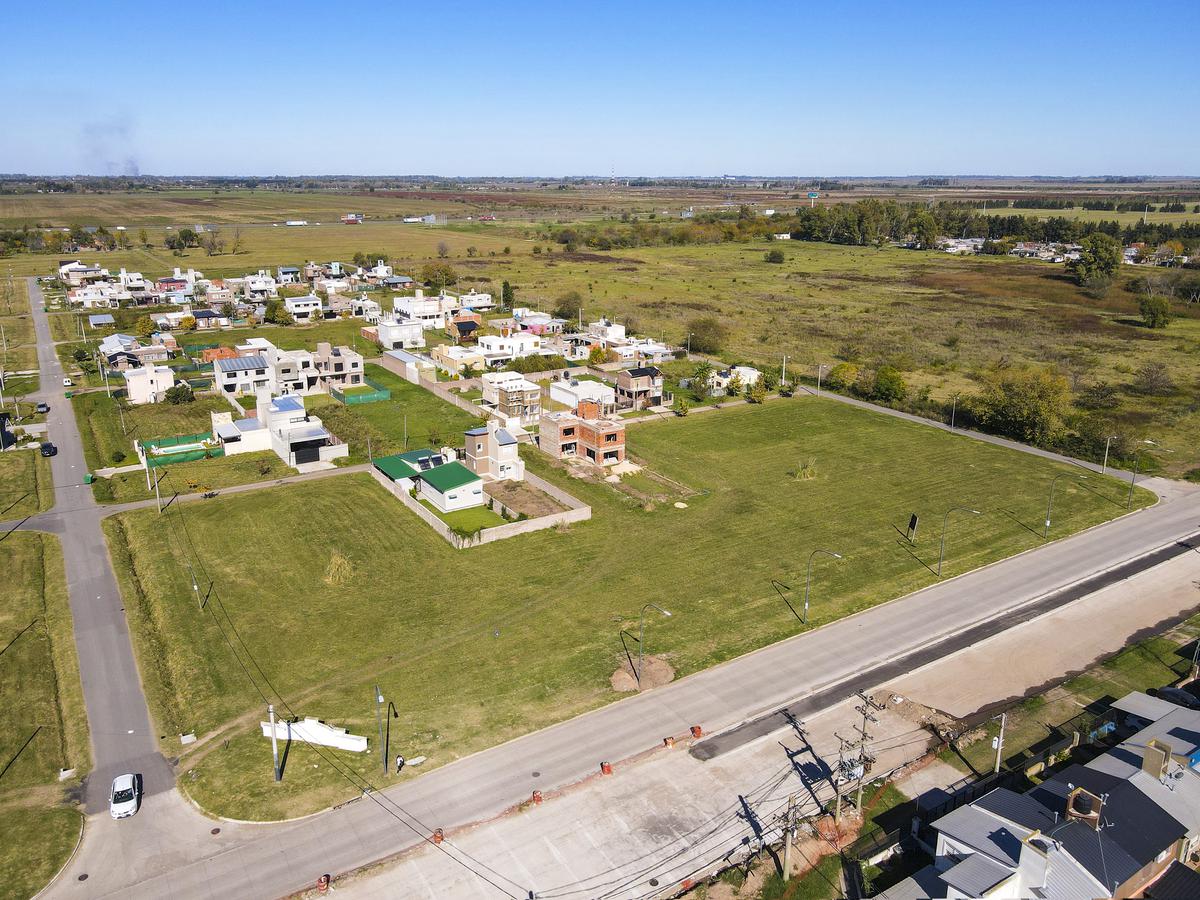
(686, 333), (693, 359)
(950, 394), (959, 430)
(1045, 472), (1088, 539)
(1128, 440), (1171, 509)
(938, 507), (981, 577)
(374, 685), (386, 775)
(803, 549), (843, 624)
(637, 603), (671, 687)
(815, 364), (829, 397)
(1101, 435), (1117, 474)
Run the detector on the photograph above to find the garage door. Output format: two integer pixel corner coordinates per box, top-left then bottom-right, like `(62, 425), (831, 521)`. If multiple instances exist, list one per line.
(294, 445), (321, 464)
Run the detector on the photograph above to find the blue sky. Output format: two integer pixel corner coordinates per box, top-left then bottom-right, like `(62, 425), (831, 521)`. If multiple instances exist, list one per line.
(4, 0), (1197, 176)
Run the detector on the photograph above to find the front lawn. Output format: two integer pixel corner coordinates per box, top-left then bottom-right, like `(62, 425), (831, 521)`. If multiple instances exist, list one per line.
(105, 398), (1153, 820)
(419, 499), (507, 534)
(91, 450), (297, 503)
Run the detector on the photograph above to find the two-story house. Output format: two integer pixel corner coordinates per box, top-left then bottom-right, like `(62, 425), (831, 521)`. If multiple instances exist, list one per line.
(616, 366), (668, 410)
(312, 342), (364, 391)
(463, 419), (524, 482)
(539, 399), (625, 466)
(481, 371), (542, 426)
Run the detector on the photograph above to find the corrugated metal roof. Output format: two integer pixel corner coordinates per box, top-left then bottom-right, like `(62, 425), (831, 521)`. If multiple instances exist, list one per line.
(418, 461), (479, 493)
(934, 804), (1028, 865)
(1146, 861), (1200, 899)
(374, 455), (419, 482)
(940, 853), (1012, 897)
(1113, 691), (1181, 722)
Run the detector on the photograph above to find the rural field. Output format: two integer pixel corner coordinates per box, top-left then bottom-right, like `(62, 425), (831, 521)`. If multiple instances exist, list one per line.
(10, 208), (1197, 474)
(0, 533), (89, 899)
(104, 397), (1153, 820)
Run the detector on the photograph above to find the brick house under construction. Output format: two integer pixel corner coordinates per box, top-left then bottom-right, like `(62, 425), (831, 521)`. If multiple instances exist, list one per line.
(539, 399), (625, 466)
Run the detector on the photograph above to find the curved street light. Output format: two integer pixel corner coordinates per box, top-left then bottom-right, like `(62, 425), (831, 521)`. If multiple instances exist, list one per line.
(1045, 472), (1088, 539)
(803, 549), (843, 624)
(1127, 440), (1172, 509)
(638, 603), (672, 687)
(938, 507), (981, 577)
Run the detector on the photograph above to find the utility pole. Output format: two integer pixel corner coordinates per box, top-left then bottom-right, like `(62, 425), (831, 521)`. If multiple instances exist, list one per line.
(993, 712), (1007, 775)
(375, 686), (386, 775)
(781, 354), (788, 387)
(853, 693), (884, 814)
(950, 394), (958, 429)
(269, 703), (282, 781)
(782, 793), (797, 881)
(816, 364), (828, 396)
(1102, 435), (1116, 474)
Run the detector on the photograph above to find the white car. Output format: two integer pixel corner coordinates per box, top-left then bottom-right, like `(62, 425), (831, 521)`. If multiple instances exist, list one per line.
(62, 377), (73, 387)
(109, 773), (140, 819)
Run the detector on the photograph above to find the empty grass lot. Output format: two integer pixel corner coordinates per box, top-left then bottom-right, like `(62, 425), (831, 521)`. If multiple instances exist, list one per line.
(0, 450), (54, 518)
(0, 533), (89, 899)
(104, 397), (1153, 820)
(306, 363), (483, 458)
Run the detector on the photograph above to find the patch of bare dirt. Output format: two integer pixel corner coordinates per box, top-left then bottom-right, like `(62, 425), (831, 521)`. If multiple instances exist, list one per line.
(611, 654), (675, 692)
(484, 480), (567, 517)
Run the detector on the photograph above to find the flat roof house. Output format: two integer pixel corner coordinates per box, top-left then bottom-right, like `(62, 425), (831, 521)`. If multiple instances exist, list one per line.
(481, 371), (542, 427)
(549, 377), (616, 413)
(312, 342), (364, 391)
(122, 365), (176, 405)
(216, 354), (272, 396)
(284, 294), (323, 323)
(395, 290), (458, 329)
(539, 400), (625, 466)
(256, 394), (348, 469)
(476, 331), (548, 368)
(371, 317), (426, 351)
(431, 343), (485, 376)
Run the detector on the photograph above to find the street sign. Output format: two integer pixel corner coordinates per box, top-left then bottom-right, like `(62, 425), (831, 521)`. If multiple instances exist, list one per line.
(907, 513), (919, 544)
(807, 192), (820, 199)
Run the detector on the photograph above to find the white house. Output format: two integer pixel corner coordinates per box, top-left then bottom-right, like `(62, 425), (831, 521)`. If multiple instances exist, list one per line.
(284, 294), (323, 322)
(351, 296), (382, 321)
(550, 378), (616, 411)
(476, 331), (548, 367)
(463, 419), (525, 482)
(394, 290), (459, 329)
(374, 317), (426, 350)
(210, 410), (272, 456)
(418, 461), (485, 513)
(116, 267), (146, 290)
(366, 259), (392, 279)
(708, 365), (761, 395)
(257, 393), (348, 469)
(458, 289), (495, 311)
(587, 318), (626, 344)
(481, 370), (542, 427)
(242, 271), (278, 299)
(276, 266), (301, 285)
(122, 365), (176, 405)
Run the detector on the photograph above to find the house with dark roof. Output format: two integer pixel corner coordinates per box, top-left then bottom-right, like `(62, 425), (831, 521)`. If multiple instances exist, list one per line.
(878, 691), (1200, 900)
(616, 366), (668, 410)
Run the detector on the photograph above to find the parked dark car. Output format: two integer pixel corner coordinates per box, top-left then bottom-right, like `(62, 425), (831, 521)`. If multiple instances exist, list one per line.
(1151, 686), (1200, 710)
(39, 442), (57, 457)
(35, 402), (50, 414)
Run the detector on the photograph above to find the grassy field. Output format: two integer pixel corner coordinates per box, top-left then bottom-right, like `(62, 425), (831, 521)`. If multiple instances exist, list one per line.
(974, 206), (1198, 225)
(103, 398), (1152, 820)
(0, 450), (54, 518)
(93, 451), (297, 503)
(307, 363), (483, 459)
(0, 533), (89, 899)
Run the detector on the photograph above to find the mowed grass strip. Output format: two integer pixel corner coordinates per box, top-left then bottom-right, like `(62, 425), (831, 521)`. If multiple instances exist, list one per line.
(107, 398), (1152, 820)
(0, 450), (54, 518)
(0, 533), (89, 899)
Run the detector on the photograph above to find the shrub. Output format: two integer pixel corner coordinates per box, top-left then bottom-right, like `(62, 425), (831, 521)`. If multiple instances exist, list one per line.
(1138, 294), (1171, 329)
(871, 366), (907, 403)
(163, 384), (195, 404)
(686, 316), (728, 354)
(969, 366), (1070, 444)
(1133, 362), (1174, 395)
(419, 261), (458, 287)
(110, 449), (126, 464)
(825, 362), (859, 391)
(764, 249), (785, 264)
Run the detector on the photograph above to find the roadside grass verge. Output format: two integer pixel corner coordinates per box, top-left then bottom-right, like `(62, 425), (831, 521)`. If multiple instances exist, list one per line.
(0, 450), (54, 518)
(106, 398), (1152, 820)
(943, 613), (1200, 776)
(92, 450), (297, 503)
(0, 533), (89, 899)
